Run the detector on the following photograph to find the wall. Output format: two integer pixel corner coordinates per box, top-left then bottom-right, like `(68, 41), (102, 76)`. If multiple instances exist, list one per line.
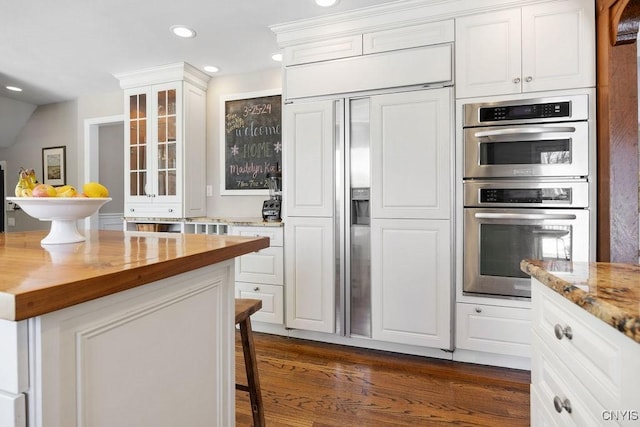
(0, 101), (77, 231)
(98, 123), (125, 214)
(206, 67), (282, 218)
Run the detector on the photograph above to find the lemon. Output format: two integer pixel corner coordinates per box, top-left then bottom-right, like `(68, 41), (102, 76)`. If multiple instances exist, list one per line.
(83, 182), (109, 198)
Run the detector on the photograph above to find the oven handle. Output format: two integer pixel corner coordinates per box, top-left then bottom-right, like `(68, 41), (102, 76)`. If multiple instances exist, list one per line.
(474, 212), (577, 220)
(474, 126), (576, 139)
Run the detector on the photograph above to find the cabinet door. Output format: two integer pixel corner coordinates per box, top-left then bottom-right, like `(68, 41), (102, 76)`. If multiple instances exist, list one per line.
(151, 83), (182, 205)
(521, 0), (595, 93)
(370, 89), (452, 219)
(284, 217), (334, 333)
(371, 219), (451, 348)
(455, 9), (522, 98)
(124, 87), (152, 205)
(283, 101), (335, 217)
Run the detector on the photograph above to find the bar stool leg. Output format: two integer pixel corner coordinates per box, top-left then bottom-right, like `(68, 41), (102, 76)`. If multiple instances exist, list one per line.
(239, 316), (265, 427)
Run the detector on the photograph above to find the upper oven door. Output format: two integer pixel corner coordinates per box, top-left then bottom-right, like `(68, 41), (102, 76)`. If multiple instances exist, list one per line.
(464, 122), (589, 179)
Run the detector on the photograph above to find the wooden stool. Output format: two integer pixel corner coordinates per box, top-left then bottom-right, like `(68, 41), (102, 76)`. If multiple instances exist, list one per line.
(235, 298), (265, 427)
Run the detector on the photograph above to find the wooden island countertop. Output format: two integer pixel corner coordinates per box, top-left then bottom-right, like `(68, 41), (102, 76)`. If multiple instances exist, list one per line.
(0, 230), (269, 321)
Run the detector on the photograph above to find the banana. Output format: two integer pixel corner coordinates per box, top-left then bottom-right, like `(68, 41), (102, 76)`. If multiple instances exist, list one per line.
(26, 168), (38, 189)
(14, 168), (32, 197)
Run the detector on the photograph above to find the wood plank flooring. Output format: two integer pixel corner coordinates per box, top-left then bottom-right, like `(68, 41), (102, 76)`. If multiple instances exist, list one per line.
(235, 332), (530, 426)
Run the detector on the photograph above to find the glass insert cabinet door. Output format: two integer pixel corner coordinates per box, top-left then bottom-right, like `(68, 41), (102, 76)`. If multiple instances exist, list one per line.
(128, 92), (148, 197)
(156, 88), (177, 197)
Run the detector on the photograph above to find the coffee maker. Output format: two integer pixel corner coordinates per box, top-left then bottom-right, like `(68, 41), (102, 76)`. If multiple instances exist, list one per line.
(262, 167), (282, 222)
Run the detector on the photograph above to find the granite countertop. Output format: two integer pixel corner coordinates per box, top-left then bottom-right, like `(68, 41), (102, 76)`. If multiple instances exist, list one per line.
(0, 230), (268, 321)
(521, 259), (640, 344)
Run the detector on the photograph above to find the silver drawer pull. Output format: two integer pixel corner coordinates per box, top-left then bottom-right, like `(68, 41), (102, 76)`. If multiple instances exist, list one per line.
(553, 396), (572, 414)
(554, 324), (573, 340)
(253, 287), (260, 292)
(475, 307), (482, 313)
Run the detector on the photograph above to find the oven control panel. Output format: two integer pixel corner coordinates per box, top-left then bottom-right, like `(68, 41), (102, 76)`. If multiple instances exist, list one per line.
(479, 101), (570, 122)
(480, 188), (571, 204)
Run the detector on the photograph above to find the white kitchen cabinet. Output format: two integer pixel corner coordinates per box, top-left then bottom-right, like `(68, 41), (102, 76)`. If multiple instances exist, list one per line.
(455, 303), (531, 358)
(531, 279), (640, 426)
(27, 263), (235, 427)
(362, 20), (454, 54)
(230, 226), (285, 325)
(284, 217), (334, 333)
(283, 35), (363, 66)
(283, 100), (334, 217)
(370, 88), (452, 220)
(371, 218), (451, 348)
(455, 0), (595, 98)
(118, 63), (208, 219)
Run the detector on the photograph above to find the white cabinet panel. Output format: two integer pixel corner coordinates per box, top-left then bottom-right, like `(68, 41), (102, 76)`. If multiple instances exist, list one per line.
(284, 35), (363, 66)
(235, 246), (283, 286)
(363, 20), (454, 54)
(455, 303), (531, 358)
(230, 226), (283, 247)
(283, 101), (335, 217)
(455, 8), (522, 98)
(371, 88), (452, 219)
(285, 44), (452, 100)
(236, 282), (284, 325)
(371, 218), (451, 348)
(521, 0), (595, 93)
(285, 217), (334, 333)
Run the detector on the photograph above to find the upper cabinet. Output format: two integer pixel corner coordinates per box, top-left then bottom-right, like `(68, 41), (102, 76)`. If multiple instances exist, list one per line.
(117, 63), (209, 219)
(455, 0), (595, 98)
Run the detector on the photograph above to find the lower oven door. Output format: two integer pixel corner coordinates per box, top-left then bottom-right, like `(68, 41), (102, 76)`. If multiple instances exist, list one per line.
(464, 208), (590, 299)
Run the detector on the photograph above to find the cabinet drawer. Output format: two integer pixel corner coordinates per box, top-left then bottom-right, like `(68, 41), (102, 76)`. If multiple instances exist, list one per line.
(284, 35), (363, 66)
(235, 246), (283, 285)
(124, 203), (182, 219)
(533, 284), (623, 409)
(235, 282), (283, 325)
(455, 303), (531, 358)
(230, 226), (283, 247)
(532, 334), (607, 426)
(363, 20), (454, 54)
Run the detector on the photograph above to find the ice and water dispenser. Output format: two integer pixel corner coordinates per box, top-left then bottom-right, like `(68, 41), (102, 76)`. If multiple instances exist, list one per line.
(351, 187), (370, 225)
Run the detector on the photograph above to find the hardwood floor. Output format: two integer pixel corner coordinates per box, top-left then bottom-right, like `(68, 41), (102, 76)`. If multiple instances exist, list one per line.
(235, 332), (530, 426)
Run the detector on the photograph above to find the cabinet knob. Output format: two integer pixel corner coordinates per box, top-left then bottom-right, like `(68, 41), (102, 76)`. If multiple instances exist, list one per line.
(168, 209), (173, 213)
(130, 208), (135, 212)
(253, 287), (260, 292)
(554, 324), (573, 340)
(475, 307), (482, 313)
(553, 396), (572, 414)
(525, 76), (533, 82)
(513, 77), (521, 84)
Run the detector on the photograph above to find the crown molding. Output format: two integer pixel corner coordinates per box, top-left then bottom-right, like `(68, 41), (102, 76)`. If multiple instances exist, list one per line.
(114, 62), (210, 91)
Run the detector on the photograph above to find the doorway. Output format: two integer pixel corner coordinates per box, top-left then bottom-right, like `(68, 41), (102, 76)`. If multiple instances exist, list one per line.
(83, 115), (125, 231)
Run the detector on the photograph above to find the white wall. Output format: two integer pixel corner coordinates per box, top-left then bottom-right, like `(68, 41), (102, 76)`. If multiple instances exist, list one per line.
(0, 101), (77, 231)
(206, 67), (282, 218)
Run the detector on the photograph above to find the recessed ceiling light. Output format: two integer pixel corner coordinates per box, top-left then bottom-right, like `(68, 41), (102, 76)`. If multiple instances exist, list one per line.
(204, 65), (220, 73)
(170, 25), (196, 38)
(6, 86), (22, 92)
(316, 0), (339, 6)
(271, 53), (283, 62)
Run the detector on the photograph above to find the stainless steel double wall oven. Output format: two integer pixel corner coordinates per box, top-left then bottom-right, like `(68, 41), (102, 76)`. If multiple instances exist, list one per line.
(462, 93), (594, 299)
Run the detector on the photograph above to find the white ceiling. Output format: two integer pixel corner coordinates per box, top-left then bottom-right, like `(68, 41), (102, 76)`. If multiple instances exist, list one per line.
(0, 0), (398, 106)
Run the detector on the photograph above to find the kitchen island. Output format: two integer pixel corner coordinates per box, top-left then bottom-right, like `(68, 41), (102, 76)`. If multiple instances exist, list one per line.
(521, 260), (640, 425)
(0, 230), (269, 427)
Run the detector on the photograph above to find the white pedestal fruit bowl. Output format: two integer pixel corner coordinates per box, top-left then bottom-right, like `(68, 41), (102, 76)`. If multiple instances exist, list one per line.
(6, 197), (111, 245)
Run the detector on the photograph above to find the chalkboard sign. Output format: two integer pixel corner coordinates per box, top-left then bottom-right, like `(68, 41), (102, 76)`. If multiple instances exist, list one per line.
(221, 90), (282, 195)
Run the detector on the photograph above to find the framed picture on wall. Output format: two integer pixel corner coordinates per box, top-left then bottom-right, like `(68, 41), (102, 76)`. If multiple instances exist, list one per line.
(220, 89), (282, 195)
(42, 146), (66, 186)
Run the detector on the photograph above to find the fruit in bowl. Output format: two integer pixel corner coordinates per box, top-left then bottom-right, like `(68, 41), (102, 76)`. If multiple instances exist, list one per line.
(8, 170), (112, 244)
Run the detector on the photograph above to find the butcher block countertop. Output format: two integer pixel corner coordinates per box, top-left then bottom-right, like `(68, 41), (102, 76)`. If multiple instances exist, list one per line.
(521, 259), (640, 344)
(0, 230), (269, 321)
